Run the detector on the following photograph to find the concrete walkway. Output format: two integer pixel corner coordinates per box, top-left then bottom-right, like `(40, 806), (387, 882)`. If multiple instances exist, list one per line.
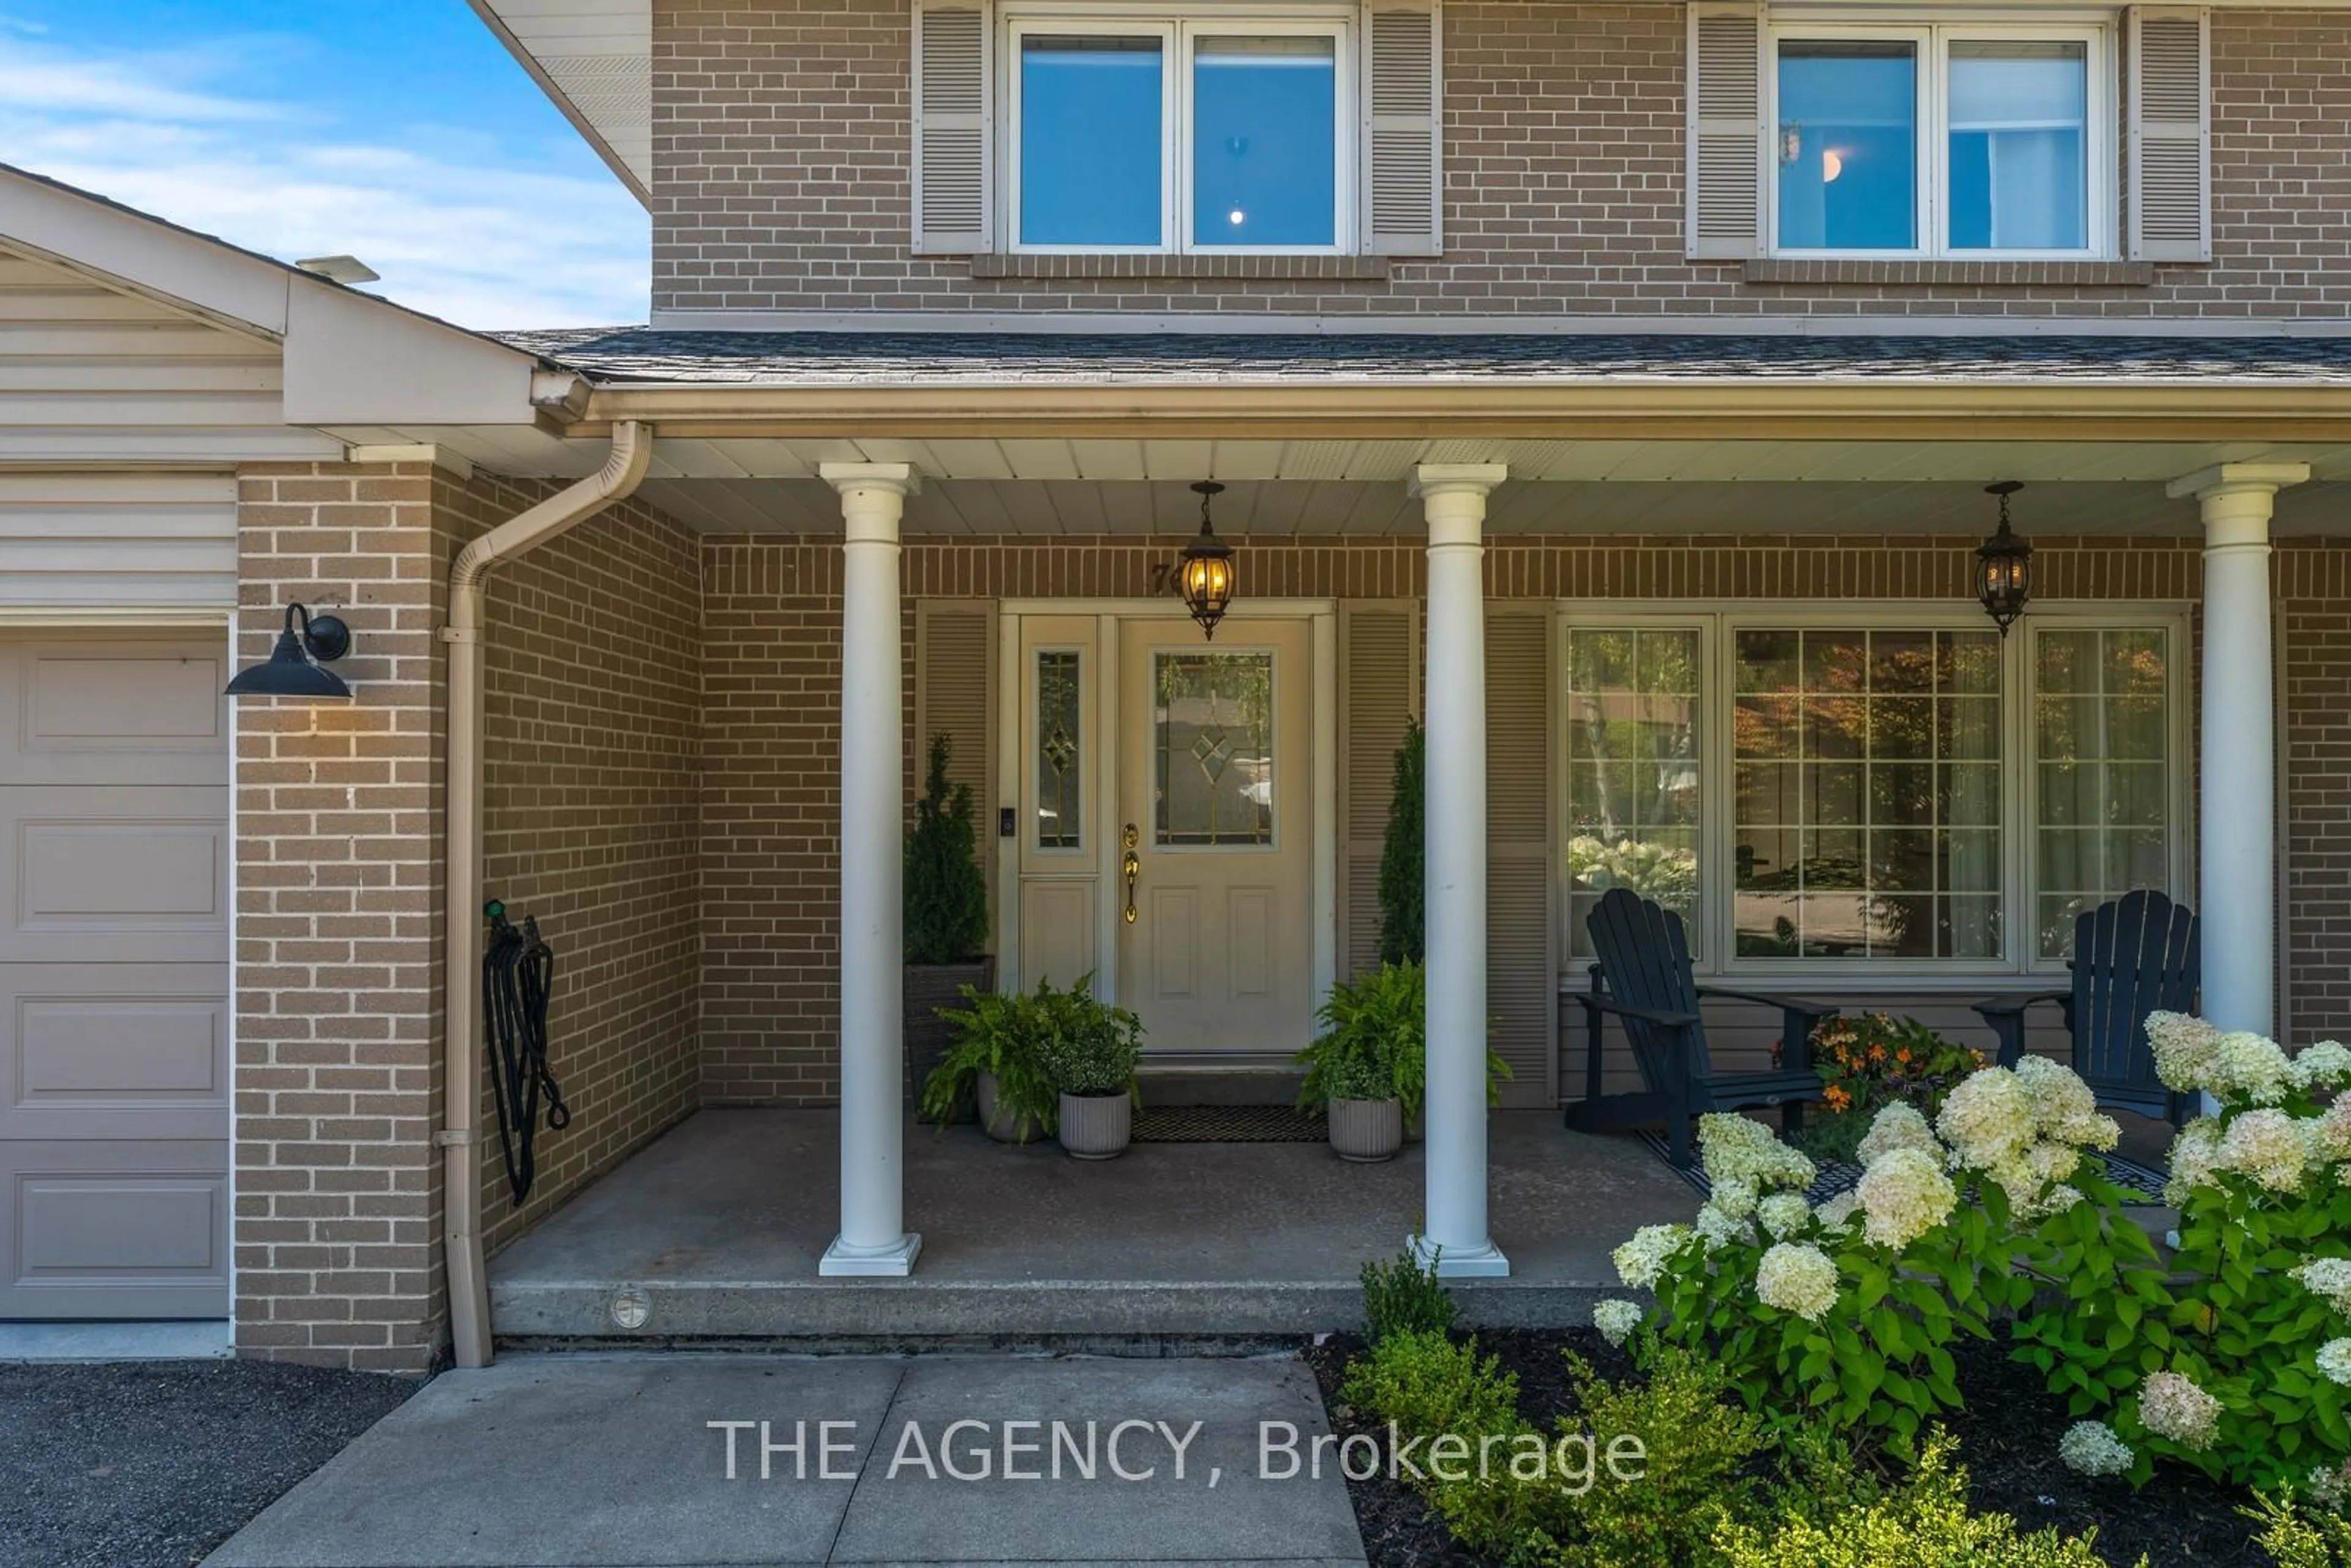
(204, 1354), (1366, 1567)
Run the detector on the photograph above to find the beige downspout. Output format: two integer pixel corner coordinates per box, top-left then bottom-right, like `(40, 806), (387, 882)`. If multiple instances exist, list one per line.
(441, 419), (654, 1369)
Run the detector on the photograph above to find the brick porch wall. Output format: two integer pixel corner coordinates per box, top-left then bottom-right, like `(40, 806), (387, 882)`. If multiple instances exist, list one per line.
(233, 460), (452, 1371)
(465, 473), (705, 1256)
(653, 2), (2351, 320)
(697, 531), (2349, 1106)
(233, 461), (705, 1368)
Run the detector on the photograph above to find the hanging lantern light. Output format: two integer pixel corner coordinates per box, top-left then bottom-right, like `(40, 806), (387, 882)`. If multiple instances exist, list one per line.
(1177, 481), (1236, 639)
(1975, 480), (2034, 637)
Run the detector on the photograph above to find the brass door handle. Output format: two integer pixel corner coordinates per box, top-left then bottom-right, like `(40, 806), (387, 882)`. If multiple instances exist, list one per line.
(1122, 823), (1140, 925)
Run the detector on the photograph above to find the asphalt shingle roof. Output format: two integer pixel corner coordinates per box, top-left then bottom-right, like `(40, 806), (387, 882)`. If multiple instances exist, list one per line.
(492, 326), (2351, 388)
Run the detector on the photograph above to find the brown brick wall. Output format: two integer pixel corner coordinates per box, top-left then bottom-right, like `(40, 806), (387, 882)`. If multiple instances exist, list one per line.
(652, 2), (2351, 320)
(699, 531), (2344, 1105)
(233, 461), (452, 1372)
(460, 473), (705, 1256)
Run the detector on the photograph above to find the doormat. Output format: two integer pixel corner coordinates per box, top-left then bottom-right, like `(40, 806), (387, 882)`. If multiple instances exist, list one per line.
(1131, 1105), (1328, 1143)
(1633, 1128), (2172, 1206)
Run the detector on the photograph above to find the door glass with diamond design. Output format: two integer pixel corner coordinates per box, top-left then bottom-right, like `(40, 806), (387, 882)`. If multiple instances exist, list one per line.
(1035, 649), (1084, 850)
(1153, 651), (1275, 847)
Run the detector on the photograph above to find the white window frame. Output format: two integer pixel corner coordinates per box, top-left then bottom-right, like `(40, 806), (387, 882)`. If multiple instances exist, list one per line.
(1553, 602), (2189, 986)
(1765, 17), (2116, 262)
(1000, 4), (1356, 255)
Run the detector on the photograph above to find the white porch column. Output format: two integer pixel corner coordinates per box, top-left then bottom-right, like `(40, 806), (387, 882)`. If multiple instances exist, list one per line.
(820, 462), (922, 1277)
(2166, 461), (2308, 1041)
(1411, 463), (1510, 1279)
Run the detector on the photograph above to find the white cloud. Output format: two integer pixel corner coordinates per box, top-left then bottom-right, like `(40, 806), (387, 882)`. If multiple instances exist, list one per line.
(0, 36), (647, 329)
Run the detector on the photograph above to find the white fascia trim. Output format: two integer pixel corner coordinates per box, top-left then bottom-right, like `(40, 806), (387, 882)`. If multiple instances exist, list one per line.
(648, 308), (2351, 339)
(347, 443), (478, 481)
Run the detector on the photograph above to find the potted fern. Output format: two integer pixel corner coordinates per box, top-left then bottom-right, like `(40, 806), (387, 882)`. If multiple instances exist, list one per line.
(1295, 959), (1510, 1161)
(904, 732), (992, 1122)
(922, 981), (1057, 1142)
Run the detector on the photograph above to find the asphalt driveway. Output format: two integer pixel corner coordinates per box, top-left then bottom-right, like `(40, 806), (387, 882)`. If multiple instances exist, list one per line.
(0, 1358), (418, 1568)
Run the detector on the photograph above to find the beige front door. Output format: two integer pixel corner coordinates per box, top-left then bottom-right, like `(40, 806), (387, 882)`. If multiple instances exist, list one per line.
(1116, 618), (1313, 1055)
(0, 632), (230, 1319)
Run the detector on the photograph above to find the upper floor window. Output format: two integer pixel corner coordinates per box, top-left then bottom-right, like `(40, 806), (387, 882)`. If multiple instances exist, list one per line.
(914, 0), (1441, 260)
(1008, 16), (1350, 252)
(1769, 23), (2110, 259)
(1687, 4), (2205, 266)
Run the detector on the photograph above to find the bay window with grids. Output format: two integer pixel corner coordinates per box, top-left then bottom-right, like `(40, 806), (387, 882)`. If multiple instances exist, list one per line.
(1008, 14), (1351, 253)
(1559, 610), (2186, 975)
(1771, 23), (2110, 258)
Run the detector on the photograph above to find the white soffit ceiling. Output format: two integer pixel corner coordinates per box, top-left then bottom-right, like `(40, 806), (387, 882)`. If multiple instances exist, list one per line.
(472, 1), (652, 201)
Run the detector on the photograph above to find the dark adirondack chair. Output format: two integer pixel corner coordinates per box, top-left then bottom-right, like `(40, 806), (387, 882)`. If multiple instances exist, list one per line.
(1972, 889), (2200, 1128)
(1564, 888), (1831, 1166)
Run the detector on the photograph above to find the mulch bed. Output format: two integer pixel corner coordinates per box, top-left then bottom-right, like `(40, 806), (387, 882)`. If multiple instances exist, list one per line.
(1303, 1327), (2270, 1568)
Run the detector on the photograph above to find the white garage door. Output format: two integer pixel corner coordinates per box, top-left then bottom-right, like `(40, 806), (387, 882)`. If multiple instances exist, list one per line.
(0, 632), (230, 1319)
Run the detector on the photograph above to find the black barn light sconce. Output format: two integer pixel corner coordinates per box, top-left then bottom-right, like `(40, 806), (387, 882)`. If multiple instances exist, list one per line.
(1975, 481), (2034, 637)
(226, 602), (354, 699)
(1176, 480), (1236, 639)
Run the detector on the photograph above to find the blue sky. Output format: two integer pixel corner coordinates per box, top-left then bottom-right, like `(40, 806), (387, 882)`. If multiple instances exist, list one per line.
(0, 1), (647, 326)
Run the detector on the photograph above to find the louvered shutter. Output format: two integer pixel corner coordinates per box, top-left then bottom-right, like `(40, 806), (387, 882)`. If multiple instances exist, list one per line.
(1685, 1), (1764, 260)
(1339, 601), (1420, 979)
(914, 601), (1000, 915)
(912, 0), (992, 254)
(1360, 0), (1442, 257)
(1485, 610), (1556, 1109)
(2128, 7), (2211, 262)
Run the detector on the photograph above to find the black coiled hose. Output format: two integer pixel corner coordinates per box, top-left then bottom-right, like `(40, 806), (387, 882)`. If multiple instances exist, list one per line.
(484, 902), (569, 1203)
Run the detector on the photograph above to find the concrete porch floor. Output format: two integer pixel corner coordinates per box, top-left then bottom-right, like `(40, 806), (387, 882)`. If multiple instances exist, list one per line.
(488, 1109), (1699, 1345)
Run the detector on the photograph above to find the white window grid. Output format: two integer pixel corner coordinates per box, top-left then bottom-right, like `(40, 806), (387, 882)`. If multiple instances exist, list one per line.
(1000, 6), (1356, 255)
(1553, 602), (2191, 983)
(1764, 18), (2116, 262)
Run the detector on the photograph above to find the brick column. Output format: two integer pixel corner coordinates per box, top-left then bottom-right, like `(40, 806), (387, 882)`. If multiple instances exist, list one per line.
(234, 460), (451, 1371)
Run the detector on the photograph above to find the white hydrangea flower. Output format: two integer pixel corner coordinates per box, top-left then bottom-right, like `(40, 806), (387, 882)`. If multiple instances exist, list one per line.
(1938, 1067), (2038, 1172)
(1753, 1242), (1840, 1322)
(2165, 1116), (2225, 1206)
(2027, 1139), (2083, 1185)
(2145, 1011), (2222, 1094)
(2293, 1257), (2351, 1316)
(1612, 1224), (1692, 1291)
(1694, 1199), (1753, 1251)
(1592, 1298), (1644, 1348)
(2293, 1040), (2351, 1091)
(2217, 1108), (2310, 1195)
(2057, 1420), (2134, 1479)
(2309, 1458), (2351, 1511)
(1698, 1112), (1817, 1192)
(2014, 1055), (2120, 1152)
(2316, 1098), (2351, 1165)
(2211, 1032), (2298, 1106)
(1856, 1102), (1943, 1168)
(2320, 1339), (2351, 1387)
(2138, 1371), (2222, 1451)
(1758, 1191), (1814, 1240)
(1709, 1175), (1760, 1221)
(1813, 1190), (1862, 1233)
(1856, 1147), (1958, 1251)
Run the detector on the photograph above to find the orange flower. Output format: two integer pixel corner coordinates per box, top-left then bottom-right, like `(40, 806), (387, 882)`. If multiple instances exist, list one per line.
(1823, 1085), (1852, 1112)
(1895, 1048), (1912, 1065)
(1868, 1045), (1887, 1063)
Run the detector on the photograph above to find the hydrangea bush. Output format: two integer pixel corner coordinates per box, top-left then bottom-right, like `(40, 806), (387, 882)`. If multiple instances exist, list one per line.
(2044, 1013), (2351, 1492)
(1605, 1062), (2143, 1458)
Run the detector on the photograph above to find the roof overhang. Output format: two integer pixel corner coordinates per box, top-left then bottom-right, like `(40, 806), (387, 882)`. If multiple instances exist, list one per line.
(566, 378), (2351, 444)
(0, 162), (558, 432)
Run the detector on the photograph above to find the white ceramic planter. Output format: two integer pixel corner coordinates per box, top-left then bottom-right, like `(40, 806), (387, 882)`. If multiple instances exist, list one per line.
(1057, 1091), (1133, 1160)
(974, 1071), (1030, 1144)
(1329, 1097), (1405, 1162)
